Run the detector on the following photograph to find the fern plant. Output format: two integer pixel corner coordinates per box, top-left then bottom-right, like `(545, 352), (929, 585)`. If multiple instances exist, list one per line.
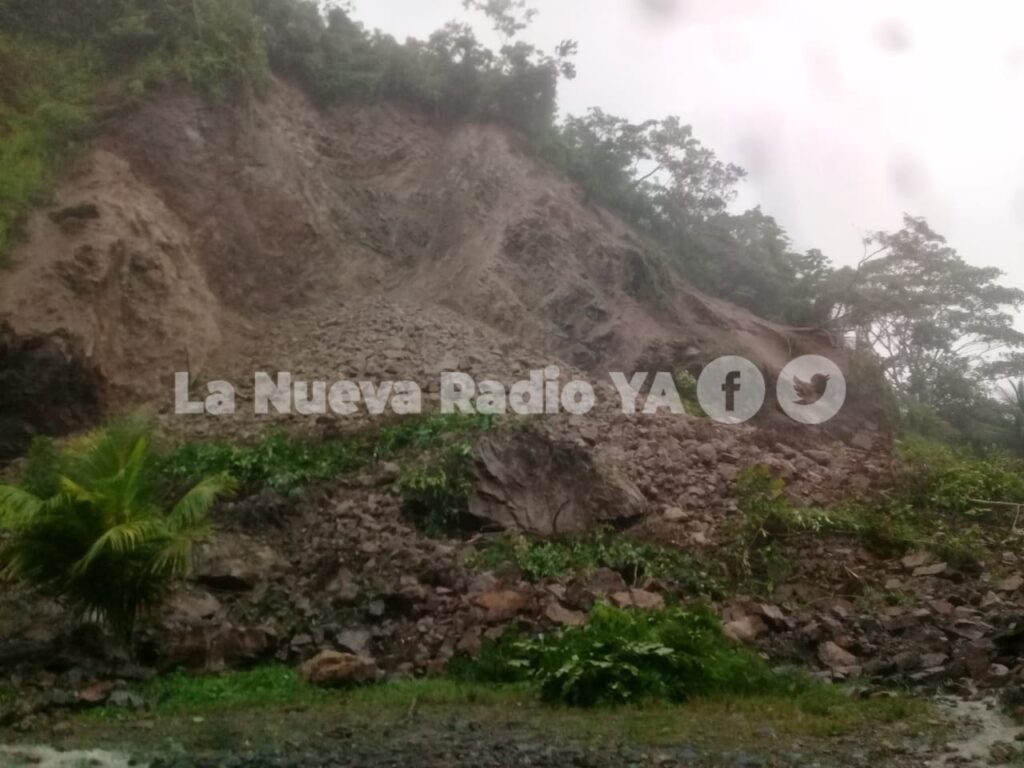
(0, 420), (235, 647)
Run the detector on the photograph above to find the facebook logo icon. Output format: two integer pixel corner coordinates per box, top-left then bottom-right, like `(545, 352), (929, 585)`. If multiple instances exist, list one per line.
(697, 357), (766, 423)
(722, 370), (742, 412)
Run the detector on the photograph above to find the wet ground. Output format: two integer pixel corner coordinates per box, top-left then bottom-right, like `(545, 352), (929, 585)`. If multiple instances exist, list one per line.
(0, 696), (996, 768)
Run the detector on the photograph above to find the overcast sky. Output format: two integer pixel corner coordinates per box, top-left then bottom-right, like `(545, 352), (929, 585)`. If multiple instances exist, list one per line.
(353, 0), (1024, 323)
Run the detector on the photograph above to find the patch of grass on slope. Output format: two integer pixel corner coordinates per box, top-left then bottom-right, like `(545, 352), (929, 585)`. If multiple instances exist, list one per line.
(157, 413), (492, 495)
(0, 34), (98, 259)
(472, 529), (721, 598)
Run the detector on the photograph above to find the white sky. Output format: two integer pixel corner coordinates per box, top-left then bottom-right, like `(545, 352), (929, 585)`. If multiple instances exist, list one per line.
(352, 0), (1024, 325)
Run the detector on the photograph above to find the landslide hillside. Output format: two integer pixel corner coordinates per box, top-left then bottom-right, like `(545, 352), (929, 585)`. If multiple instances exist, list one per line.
(5, 9), (1024, 760)
(0, 76), (856, 449)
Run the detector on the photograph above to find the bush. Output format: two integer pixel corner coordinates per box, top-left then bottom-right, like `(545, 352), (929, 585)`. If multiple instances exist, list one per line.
(727, 465), (917, 583)
(374, 413), (492, 458)
(166, 0), (270, 100)
(894, 438), (1024, 516)
(398, 441), (475, 536)
(726, 453), (1019, 582)
(457, 603), (787, 707)
(0, 420), (235, 645)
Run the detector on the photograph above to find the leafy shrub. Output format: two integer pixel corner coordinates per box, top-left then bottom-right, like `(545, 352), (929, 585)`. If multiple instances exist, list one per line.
(0, 420), (235, 645)
(894, 438), (1024, 516)
(374, 413), (492, 458)
(398, 441), (475, 536)
(725, 465), (800, 585)
(726, 454), (1016, 582)
(458, 603), (787, 707)
(727, 465), (914, 584)
(164, 0), (270, 100)
(734, 464), (789, 527)
(18, 435), (61, 498)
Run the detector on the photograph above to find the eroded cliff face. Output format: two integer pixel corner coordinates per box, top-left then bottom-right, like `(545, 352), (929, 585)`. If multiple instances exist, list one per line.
(0, 76), (857, 452)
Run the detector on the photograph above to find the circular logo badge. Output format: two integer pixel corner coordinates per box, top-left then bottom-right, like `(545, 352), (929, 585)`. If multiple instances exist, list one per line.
(696, 356), (765, 424)
(776, 355), (847, 425)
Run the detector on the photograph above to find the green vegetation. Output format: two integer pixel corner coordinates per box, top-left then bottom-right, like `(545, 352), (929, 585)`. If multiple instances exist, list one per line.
(0, 0), (270, 258)
(0, 34), (98, 257)
(140, 665), (328, 714)
(76, 655), (926, 743)
(375, 412), (494, 457)
(456, 603), (841, 709)
(0, 419), (235, 645)
(727, 446), (1024, 590)
(159, 412), (491, 495)
(834, 217), (1024, 453)
(69, 667), (929, 755)
(893, 437), (1024, 515)
(159, 412), (491, 533)
(473, 529), (719, 597)
(159, 430), (370, 495)
(397, 440), (475, 536)
(0, 413), (490, 650)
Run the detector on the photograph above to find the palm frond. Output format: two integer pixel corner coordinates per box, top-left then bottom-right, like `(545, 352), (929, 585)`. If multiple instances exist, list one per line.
(72, 519), (163, 574)
(3, 416), (223, 650)
(59, 475), (96, 505)
(169, 472), (237, 530)
(0, 485), (43, 530)
(151, 526), (212, 578)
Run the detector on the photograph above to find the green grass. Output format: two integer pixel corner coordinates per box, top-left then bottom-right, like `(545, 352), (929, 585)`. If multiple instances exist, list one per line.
(67, 667), (934, 753)
(139, 665), (329, 715)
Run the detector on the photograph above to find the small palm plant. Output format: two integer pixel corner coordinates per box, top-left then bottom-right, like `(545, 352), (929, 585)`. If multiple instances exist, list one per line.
(0, 419), (235, 648)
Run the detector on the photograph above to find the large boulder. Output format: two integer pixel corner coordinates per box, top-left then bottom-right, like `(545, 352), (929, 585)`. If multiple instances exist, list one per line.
(468, 430), (648, 534)
(139, 622), (276, 672)
(299, 650), (380, 687)
(195, 533), (284, 591)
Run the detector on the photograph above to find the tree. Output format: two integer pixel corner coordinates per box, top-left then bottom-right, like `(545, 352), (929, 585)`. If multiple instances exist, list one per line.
(554, 110), (744, 229)
(834, 215), (1024, 402)
(463, 0), (537, 44)
(827, 216), (1024, 449)
(683, 208), (821, 322)
(0, 420), (235, 647)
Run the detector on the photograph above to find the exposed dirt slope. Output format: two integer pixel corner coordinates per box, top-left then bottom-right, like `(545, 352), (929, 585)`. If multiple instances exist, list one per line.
(0, 78), (848, 435)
